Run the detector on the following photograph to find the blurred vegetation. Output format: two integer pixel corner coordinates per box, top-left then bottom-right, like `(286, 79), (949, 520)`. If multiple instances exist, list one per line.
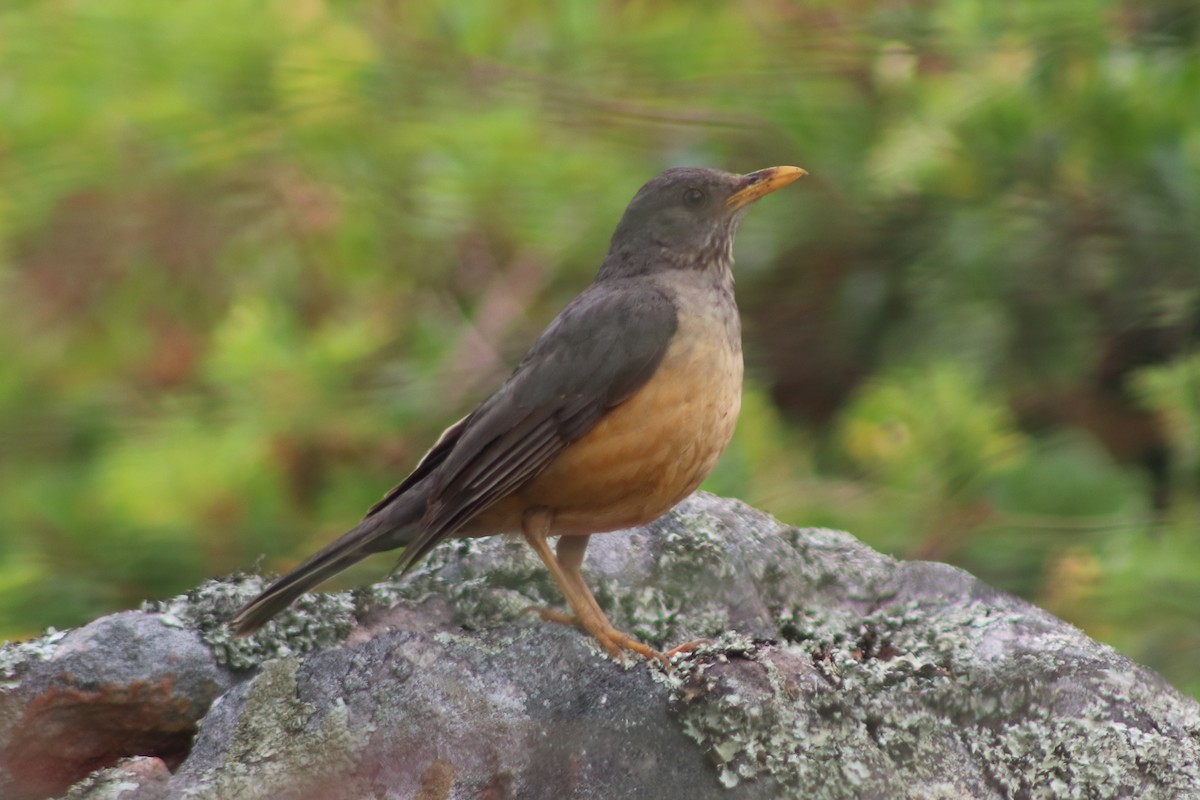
(1, 0), (1198, 694)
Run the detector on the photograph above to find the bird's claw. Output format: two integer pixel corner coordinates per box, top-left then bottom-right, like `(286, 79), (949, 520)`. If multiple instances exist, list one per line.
(520, 604), (671, 667)
(520, 605), (579, 626)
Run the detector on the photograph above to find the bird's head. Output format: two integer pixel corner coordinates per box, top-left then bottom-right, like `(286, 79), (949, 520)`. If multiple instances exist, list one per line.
(600, 165), (805, 279)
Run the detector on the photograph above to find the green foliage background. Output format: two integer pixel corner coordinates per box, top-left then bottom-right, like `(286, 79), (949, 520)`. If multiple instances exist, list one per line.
(2, 0), (1198, 694)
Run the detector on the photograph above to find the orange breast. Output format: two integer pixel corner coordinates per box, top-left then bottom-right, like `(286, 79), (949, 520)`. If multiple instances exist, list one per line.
(468, 304), (742, 536)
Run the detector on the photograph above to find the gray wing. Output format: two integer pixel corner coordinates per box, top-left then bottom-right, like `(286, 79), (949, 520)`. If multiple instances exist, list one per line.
(362, 411), (474, 518)
(390, 278), (678, 571)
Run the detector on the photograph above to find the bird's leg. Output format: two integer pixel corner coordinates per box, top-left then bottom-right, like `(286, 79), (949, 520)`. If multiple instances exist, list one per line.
(558, 534), (713, 662)
(518, 537), (614, 635)
(521, 510), (666, 665)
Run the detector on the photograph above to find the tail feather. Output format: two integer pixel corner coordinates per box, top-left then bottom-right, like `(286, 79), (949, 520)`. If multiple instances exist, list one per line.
(230, 494), (421, 635)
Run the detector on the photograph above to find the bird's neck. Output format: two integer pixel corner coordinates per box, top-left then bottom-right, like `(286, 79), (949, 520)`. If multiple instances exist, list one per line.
(597, 234), (736, 285)
(595, 244), (740, 354)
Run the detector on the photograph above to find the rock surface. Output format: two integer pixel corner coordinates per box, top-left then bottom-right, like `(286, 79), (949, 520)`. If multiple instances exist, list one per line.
(2, 493), (1199, 799)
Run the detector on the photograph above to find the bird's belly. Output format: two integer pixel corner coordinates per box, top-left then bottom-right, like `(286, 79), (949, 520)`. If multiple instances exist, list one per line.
(474, 311), (742, 536)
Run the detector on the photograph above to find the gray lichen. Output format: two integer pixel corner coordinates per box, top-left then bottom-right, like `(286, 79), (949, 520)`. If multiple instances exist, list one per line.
(660, 559), (1200, 798)
(55, 756), (169, 800)
(177, 658), (362, 800)
(142, 576), (356, 672)
(0, 627), (68, 690)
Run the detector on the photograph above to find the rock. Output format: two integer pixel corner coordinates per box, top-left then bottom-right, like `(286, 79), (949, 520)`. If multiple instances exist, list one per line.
(0, 611), (233, 800)
(57, 757), (171, 800)
(2, 493), (1198, 799)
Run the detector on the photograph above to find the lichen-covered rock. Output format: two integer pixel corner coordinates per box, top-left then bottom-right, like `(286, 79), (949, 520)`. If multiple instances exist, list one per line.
(0, 612), (234, 800)
(2, 493), (1198, 799)
(57, 756), (171, 800)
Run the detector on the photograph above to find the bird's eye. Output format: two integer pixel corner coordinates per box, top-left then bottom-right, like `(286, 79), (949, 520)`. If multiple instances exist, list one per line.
(682, 188), (706, 208)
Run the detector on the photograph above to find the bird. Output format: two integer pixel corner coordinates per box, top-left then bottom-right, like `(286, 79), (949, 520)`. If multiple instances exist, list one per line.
(230, 165), (806, 662)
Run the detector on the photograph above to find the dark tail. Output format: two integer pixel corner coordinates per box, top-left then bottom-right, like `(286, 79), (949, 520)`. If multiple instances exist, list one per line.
(229, 494), (422, 635)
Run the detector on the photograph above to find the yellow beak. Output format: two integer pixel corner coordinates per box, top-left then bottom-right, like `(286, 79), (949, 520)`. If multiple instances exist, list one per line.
(724, 166), (807, 210)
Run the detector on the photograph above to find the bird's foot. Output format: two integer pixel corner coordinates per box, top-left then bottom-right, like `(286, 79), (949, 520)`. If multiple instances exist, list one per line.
(662, 638), (711, 660)
(521, 605), (578, 627)
(590, 625), (668, 667)
(520, 604), (668, 667)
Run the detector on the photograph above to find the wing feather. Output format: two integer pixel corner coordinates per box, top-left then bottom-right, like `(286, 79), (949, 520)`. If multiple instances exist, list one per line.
(390, 279), (678, 573)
